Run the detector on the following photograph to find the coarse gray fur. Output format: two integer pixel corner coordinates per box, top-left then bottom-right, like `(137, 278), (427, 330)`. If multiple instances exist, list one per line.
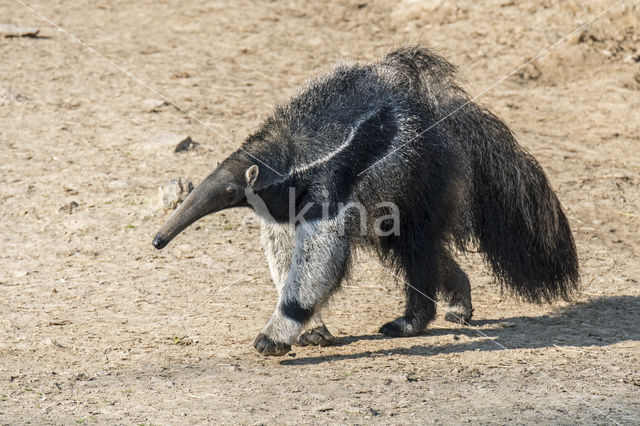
(153, 46), (579, 356)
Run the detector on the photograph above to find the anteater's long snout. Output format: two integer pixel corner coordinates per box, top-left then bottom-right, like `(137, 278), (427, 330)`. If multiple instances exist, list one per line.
(152, 234), (169, 250)
(152, 186), (210, 250)
(152, 173), (233, 250)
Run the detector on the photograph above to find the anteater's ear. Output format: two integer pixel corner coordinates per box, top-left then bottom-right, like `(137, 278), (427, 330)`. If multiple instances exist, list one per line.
(245, 165), (259, 187)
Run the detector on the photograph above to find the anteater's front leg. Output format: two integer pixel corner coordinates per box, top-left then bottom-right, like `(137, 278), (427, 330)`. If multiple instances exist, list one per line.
(254, 220), (350, 356)
(260, 221), (336, 347)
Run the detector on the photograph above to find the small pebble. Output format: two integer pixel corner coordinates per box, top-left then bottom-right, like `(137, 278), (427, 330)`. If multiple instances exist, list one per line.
(174, 136), (199, 153)
(59, 201), (79, 214)
(0, 23), (39, 37)
(142, 98), (168, 112)
(145, 133), (191, 151)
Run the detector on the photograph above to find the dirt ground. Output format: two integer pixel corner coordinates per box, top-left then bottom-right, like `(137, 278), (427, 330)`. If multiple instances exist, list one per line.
(1, 0), (639, 423)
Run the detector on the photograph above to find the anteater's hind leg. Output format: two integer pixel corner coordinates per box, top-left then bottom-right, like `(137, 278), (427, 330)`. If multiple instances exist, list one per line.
(296, 317), (335, 347)
(255, 220), (349, 356)
(379, 242), (439, 337)
(438, 255), (473, 324)
(260, 221), (336, 348)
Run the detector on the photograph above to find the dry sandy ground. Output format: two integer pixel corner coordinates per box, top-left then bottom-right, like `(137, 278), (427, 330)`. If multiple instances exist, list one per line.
(1, 0), (639, 423)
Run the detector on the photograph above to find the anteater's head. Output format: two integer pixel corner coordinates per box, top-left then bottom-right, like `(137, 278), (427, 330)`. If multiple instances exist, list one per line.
(152, 157), (259, 250)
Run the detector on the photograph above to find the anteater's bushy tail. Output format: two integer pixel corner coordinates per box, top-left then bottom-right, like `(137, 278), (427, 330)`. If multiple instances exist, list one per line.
(383, 46), (579, 302)
(466, 106), (579, 302)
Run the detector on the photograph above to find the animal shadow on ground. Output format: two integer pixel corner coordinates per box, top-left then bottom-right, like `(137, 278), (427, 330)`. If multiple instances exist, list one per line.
(281, 296), (640, 365)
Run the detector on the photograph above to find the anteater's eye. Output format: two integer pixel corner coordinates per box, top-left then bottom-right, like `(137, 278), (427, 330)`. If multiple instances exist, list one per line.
(225, 187), (236, 200)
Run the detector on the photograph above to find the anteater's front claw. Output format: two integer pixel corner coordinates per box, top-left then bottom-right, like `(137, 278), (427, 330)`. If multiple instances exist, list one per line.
(253, 333), (291, 356)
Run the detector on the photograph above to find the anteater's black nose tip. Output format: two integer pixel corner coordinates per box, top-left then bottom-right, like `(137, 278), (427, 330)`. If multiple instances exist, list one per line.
(152, 234), (167, 250)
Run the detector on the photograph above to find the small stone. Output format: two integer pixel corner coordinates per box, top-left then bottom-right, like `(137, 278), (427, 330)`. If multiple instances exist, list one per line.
(517, 62), (541, 81)
(158, 178), (194, 210)
(142, 98), (168, 112)
(0, 23), (39, 37)
(171, 71), (191, 79)
(174, 136), (199, 153)
(145, 133), (191, 151)
(59, 201), (79, 214)
(367, 408), (381, 416)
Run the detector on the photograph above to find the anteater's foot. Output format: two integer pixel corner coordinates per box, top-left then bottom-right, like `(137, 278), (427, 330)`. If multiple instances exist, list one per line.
(444, 305), (473, 325)
(297, 324), (335, 347)
(379, 316), (426, 337)
(253, 333), (291, 356)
